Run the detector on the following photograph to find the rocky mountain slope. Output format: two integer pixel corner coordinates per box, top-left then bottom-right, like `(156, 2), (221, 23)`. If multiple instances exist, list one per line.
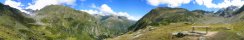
(216, 6), (239, 17)
(94, 14), (135, 36)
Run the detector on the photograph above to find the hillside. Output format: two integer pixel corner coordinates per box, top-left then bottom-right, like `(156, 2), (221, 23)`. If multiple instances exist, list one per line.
(32, 5), (102, 40)
(128, 7), (204, 31)
(0, 2), (136, 40)
(0, 3), (37, 40)
(31, 5), (135, 40)
(108, 5), (244, 40)
(94, 15), (135, 37)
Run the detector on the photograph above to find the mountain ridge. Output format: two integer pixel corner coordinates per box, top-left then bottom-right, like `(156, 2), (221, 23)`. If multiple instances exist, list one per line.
(128, 7), (203, 31)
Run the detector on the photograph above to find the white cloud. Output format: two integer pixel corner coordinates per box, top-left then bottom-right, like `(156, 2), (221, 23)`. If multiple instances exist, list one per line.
(81, 4), (139, 20)
(146, 0), (191, 7)
(26, 0), (76, 10)
(59, 0), (76, 5)
(4, 0), (29, 13)
(195, 0), (244, 8)
(99, 4), (116, 15)
(81, 10), (101, 15)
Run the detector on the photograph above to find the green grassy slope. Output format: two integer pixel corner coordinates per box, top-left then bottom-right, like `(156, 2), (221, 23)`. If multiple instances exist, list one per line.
(33, 5), (108, 40)
(128, 7), (204, 31)
(0, 3), (40, 40)
(33, 5), (136, 40)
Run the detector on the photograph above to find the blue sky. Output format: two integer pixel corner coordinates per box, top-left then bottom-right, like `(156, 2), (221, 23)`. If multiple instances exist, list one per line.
(1, 0), (244, 20)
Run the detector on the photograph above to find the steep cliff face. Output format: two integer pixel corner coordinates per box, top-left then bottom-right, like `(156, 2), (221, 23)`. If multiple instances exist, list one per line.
(216, 6), (239, 17)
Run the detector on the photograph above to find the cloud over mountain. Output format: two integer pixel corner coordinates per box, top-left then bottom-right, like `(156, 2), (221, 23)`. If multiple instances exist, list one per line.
(195, 0), (244, 8)
(146, 0), (191, 7)
(81, 4), (139, 20)
(4, 0), (76, 14)
(26, 0), (76, 10)
(4, 0), (28, 13)
(146, 0), (244, 9)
